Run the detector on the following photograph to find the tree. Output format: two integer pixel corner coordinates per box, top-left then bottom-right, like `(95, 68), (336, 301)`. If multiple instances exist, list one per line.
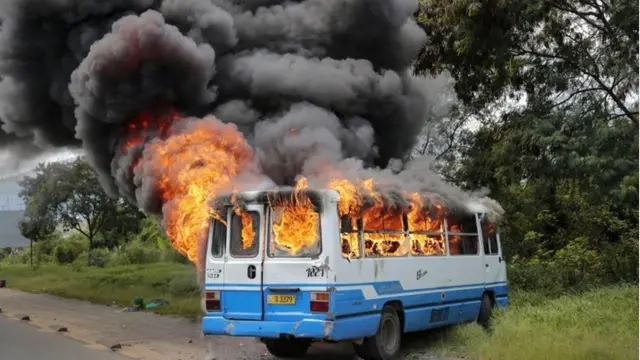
(18, 157), (144, 249)
(412, 0), (639, 289)
(414, 0), (639, 121)
(19, 212), (57, 267)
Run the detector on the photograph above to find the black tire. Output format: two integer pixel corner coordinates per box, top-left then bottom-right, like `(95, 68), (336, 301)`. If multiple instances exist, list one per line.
(477, 293), (494, 328)
(353, 306), (402, 360)
(264, 338), (311, 358)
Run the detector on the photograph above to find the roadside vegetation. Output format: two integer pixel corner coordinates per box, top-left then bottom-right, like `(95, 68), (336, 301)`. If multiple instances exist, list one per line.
(0, 262), (201, 319)
(414, 286), (638, 360)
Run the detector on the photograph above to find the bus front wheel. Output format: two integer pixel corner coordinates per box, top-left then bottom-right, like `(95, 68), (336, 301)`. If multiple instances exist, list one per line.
(264, 338), (311, 358)
(354, 305), (402, 360)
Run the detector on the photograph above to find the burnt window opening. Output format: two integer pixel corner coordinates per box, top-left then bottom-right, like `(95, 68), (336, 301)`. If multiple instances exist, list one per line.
(362, 212), (407, 258)
(268, 206), (322, 258)
(481, 219), (499, 255)
(210, 218), (226, 258)
(407, 210), (446, 257)
(229, 211), (260, 258)
(446, 214), (479, 256)
(340, 215), (361, 259)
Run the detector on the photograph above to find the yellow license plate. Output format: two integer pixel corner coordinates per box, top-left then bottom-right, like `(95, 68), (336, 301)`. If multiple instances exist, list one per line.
(267, 295), (296, 305)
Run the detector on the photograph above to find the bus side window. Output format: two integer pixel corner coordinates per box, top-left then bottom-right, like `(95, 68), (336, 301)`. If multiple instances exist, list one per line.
(482, 222), (499, 255)
(210, 218), (226, 258)
(340, 215), (360, 259)
(482, 233), (490, 255)
(408, 210), (446, 256)
(479, 214), (500, 255)
(446, 214), (479, 255)
(363, 212), (406, 257)
(490, 233), (499, 255)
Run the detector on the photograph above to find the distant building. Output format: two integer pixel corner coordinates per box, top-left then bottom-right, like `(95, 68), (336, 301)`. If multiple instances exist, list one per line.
(58, 218), (89, 238)
(0, 210), (29, 248)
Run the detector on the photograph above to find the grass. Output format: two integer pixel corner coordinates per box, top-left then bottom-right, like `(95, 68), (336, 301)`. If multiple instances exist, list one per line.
(432, 285), (639, 360)
(0, 262), (202, 319)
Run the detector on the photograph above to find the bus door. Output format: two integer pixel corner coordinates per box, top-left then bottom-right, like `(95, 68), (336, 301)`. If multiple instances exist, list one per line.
(222, 204), (265, 320)
(479, 214), (504, 285)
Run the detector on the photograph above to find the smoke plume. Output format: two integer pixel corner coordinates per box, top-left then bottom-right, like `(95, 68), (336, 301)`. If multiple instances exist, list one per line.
(0, 0), (503, 265)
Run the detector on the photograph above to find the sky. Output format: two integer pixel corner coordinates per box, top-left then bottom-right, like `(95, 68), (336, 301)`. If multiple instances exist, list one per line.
(0, 149), (81, 210)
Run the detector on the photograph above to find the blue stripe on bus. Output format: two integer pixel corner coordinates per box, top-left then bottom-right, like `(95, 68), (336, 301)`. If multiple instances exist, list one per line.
(333, 284), (507, 320)
(204, 281), (508, 297)
(202, 285), (509, 340)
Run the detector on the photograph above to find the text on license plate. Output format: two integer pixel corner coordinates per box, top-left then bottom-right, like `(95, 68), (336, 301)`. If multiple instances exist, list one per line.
(267, 295), (296, 305)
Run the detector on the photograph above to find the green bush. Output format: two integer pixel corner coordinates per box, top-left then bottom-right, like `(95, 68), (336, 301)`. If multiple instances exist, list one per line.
(54, 234), (89, 264)
(116, 241), (163, 265)
(87, 248), (111, 267)
(163, 249), (191, 264)
(600, 228), (639, 284)
(72, 252), (88, 271)
(506, 231), (640, 297)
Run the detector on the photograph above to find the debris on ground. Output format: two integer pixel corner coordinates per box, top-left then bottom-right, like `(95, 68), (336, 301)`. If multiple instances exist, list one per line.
(124, 298), (170, 312)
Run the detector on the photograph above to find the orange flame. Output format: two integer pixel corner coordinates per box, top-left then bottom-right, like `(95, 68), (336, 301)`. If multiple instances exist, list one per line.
(295, 176), (449, 258)
(123, 113), (254, 267)
(234, 208), (256, 250)
(270, 192), (320, 256)
(407, 194), (446, 256)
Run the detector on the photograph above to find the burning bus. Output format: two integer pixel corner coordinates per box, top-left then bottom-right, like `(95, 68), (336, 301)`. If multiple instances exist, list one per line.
(201, 183), (507, 360)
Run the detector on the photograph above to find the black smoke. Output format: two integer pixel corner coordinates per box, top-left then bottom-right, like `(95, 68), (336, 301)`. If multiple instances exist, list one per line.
(0, 0), (501, 218)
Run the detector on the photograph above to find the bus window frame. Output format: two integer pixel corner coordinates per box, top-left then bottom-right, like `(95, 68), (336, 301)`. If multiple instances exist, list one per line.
(361, 212), (408, 258)
(444, 215), (480, 256)
(479, 213), (500, 256)
(228, 209), (261, 259)
(209, 216), (227, 258)
(407, 212), (447, 257)
(339, 212), (362, 259)
(266, 205), (323, 258)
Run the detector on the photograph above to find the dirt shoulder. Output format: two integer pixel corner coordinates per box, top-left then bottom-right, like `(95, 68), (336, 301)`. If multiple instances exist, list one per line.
(0, 288), (452, 360)
(0, 288), (265, 359)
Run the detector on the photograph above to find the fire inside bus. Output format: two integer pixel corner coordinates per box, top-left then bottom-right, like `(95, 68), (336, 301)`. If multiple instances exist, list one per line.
(201, 188), (507, 360)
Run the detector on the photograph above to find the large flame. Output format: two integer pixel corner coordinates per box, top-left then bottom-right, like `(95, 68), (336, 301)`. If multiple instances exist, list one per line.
(123, 113), (254, 266)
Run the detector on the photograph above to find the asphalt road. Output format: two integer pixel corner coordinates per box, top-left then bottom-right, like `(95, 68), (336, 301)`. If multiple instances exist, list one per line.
(0, 315), (131, 360)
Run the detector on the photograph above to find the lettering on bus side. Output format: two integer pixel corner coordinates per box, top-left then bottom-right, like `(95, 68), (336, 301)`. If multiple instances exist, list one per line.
(416, 269), (428, 280)
(207, 268), (222, 279)
(306, 265), (326, 278)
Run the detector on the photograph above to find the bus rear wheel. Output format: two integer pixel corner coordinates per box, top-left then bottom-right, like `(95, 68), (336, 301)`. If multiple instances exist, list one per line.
(477, 293), (494, 329)
(264, 338), (311, 358)
(354, 306), (402, 360)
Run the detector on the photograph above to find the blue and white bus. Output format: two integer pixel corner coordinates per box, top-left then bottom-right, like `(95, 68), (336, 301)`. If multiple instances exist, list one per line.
(202, 189), (507, 360)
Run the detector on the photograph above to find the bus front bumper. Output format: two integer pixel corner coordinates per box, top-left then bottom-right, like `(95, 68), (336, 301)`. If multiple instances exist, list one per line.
(202, 315), (380, 341)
